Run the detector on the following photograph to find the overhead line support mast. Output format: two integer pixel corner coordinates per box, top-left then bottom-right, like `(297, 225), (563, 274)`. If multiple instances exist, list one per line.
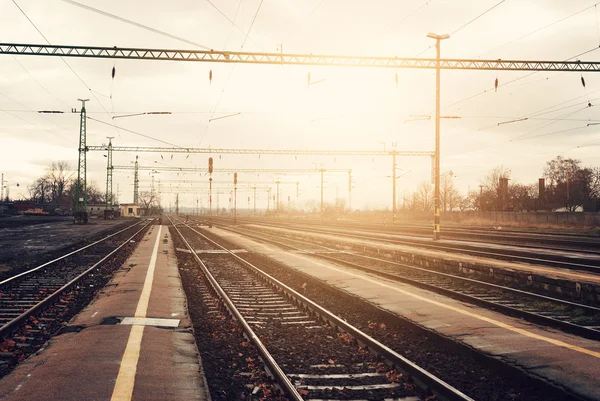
(74, 98), (89, 224)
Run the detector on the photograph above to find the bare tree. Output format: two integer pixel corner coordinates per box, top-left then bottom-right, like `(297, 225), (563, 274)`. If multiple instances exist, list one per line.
(412, 181), (434, 212)
(440, 171), (462, 211)
(138, 191), (160, 215)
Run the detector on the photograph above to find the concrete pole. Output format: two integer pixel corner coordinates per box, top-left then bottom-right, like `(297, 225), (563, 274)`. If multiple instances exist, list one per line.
(276, 180), (280, 211)
(253, 186), (256, 216)
(348, 170), (352, 212)
(392, 153), (397, 224)
(320, 169), (324, 217)
(233, 187), (237, 225)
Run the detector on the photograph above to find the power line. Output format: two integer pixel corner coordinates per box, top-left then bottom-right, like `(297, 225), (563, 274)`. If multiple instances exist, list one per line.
(12, 0), (119, 137)
(241, 0), (265, 49)
(222, 0), (243, 49)
(204, 0), (264, 50)
(61, 0), (212, 50)
(281, 0), (326, 43)
(385, 1), (431, 34)
(414, 1), (507, 56)
(87, 116), (184, 148)
(0, 92), (71, 144)
(450, 0), (507, 36)
(442, 46), (600, 115)
(10, 57), (67, 107)
(201, 0), (265, 146)
(482, 1), (600, 56)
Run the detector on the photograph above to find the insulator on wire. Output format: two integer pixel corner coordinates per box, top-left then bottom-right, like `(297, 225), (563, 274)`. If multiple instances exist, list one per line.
(494, 77), (498, 92)
(581, 76), (586, 88)
(161, 155), (163, 160)
(307, 72), (311, 86)
(171, 155), (173, 160)
(112, 66), (116, 79)
(395, 72), (398, 88)
(209, 70), (213, 84)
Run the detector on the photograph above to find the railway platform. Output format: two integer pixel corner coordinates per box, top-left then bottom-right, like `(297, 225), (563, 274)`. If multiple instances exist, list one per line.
(212, 227), (600, 401)
(0, 224), (210, 401)
(242, 224), (600, 301)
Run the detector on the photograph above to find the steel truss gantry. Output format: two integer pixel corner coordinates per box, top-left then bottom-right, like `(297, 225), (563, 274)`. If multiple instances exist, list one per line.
(115, 165), (348, 213)
(2, 43), (600, 72)
(88, 145), (433, 157)
(113, 165), (351, 174)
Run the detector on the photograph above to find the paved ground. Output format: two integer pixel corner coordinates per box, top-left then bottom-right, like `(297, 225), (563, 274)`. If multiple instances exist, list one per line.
(0, 225), (209, 401)
(0, 218), (134, 268)
(213, 227), (600, 401)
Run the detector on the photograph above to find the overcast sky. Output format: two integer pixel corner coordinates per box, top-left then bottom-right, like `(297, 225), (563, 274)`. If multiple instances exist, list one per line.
(1, 0), (600, 210)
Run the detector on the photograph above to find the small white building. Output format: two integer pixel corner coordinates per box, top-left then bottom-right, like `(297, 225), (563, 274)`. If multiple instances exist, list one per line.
(120, 203), (140, 217)
(86, 203), (107, 217)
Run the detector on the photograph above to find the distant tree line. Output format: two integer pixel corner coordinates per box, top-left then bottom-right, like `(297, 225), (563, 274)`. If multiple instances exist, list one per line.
(26, 161), (105, 213)
(403, 156), (600, 213)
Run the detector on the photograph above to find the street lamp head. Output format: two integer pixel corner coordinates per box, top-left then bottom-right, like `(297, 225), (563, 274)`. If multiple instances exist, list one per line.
(426, 33), (450, 40)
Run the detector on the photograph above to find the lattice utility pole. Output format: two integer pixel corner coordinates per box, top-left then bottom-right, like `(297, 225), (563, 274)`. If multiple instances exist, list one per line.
(74, 98), (89, 224)
(104, 137), (114, 219)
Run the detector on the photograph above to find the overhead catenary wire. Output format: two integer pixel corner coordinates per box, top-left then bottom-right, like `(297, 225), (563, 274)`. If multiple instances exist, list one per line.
(442, 46), (600, 117)
(61, 0), (212, 50)
(385, 0), (431, 34)
(87, 116), (184, 148)
(12, 0), (119, 137)
(414, 0), (508, 57)
(200, 0), (265, 146)
(450, 0), (507, 36)
(482, 1), (600, 56)
(204, 0), (264, 50)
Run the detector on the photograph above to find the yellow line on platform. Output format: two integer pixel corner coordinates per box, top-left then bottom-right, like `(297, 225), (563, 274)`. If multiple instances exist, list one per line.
(240, 234), (600, 360)
(111, 225), (162, 401)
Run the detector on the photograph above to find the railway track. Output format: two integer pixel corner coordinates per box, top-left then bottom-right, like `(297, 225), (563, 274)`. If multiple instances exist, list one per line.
(219, 218), (600, 273)
(0, 219), (153, 374)
(170, 217), (473, 401)
(218, 217), (600, 255)
(214, 223), (600, 340)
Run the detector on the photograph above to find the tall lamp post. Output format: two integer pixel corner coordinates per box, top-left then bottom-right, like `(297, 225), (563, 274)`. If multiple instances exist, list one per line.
(427, 32), (450, 241)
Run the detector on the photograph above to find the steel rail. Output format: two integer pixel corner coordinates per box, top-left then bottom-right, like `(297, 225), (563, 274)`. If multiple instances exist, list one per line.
(0, 220), (145, 286)
(168, 217), (303, 401)
(0, 219), (152, 338)
(235, 221), (600, 273)
(229, 218), (600, 254)
(220, 224), (600, 340)
(175, 218), (474, 401)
